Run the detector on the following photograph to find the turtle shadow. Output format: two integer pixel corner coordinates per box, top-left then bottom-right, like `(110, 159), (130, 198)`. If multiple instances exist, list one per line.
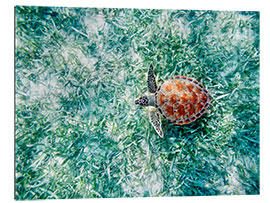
(162, 116), (210, 140)
(151, 116), (212, 166)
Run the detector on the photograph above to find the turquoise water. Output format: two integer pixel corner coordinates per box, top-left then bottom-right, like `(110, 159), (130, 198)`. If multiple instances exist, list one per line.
(15, 6), (259, 199)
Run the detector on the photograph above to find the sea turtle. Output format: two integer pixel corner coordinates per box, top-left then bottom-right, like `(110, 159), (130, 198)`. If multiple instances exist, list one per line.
(135, 65), (212, 137)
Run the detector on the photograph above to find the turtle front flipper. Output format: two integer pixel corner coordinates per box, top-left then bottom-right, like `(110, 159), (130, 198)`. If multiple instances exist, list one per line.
(147, 64), (157, 93)
(149, 109), (164, 138)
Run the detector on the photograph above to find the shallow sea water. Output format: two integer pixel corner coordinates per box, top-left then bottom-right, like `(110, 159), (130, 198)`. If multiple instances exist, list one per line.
(15, 6), (259, 199)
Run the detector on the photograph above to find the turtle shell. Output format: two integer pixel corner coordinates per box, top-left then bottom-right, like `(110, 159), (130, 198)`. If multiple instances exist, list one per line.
(155, 76), (211, 125)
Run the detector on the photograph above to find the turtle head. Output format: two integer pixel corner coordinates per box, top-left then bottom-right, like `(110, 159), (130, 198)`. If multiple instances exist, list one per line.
(135, 96), (149, 106)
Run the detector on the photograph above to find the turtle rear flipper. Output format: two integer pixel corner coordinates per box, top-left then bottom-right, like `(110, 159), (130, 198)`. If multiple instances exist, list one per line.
(149, 109), (163, 138)
(147, 64), (157, 93)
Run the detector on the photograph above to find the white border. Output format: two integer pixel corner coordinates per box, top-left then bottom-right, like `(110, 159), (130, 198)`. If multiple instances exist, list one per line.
(1, 0), (269, 203)
(4, 0), (265, 10)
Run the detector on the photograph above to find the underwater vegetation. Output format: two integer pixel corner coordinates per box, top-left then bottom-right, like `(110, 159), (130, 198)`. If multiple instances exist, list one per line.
(15, 6), (259, 199)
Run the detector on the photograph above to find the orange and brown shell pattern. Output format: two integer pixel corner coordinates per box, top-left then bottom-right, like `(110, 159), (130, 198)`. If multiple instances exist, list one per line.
(155, 76), (211, 125)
